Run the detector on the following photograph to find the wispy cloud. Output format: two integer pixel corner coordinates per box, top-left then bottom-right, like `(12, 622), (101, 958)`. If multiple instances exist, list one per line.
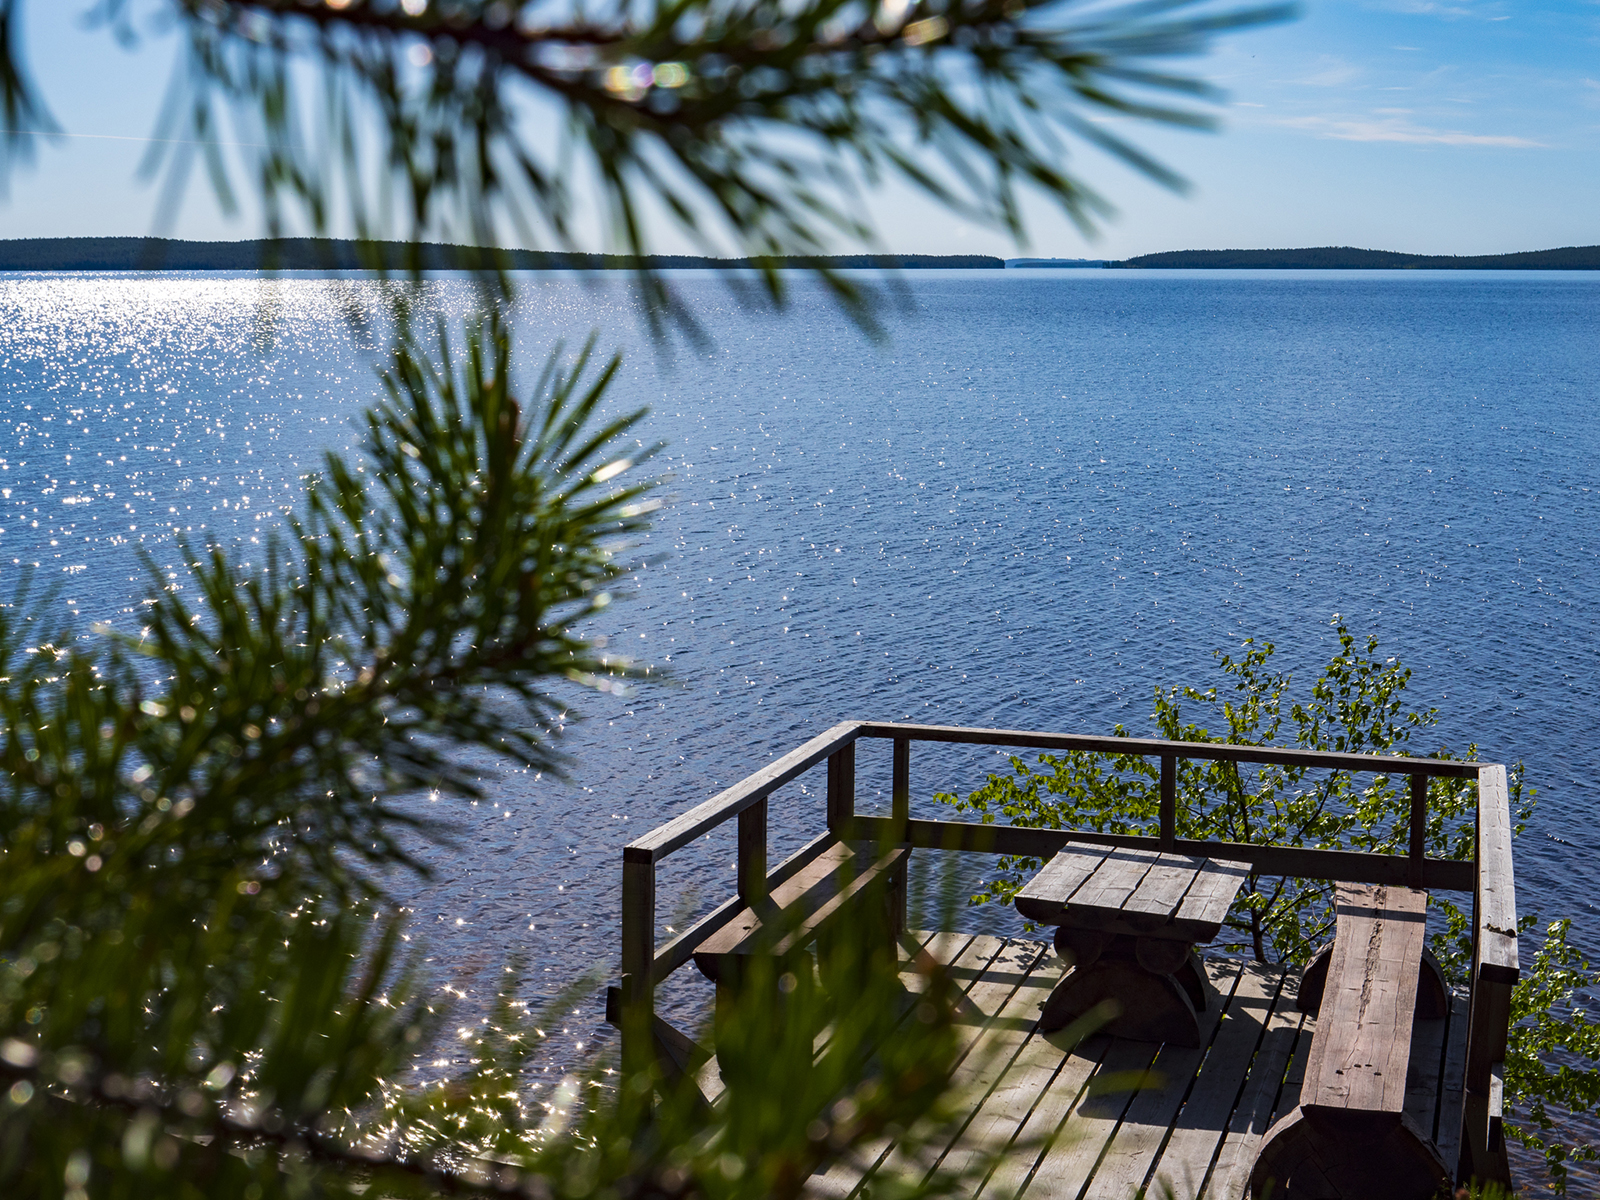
(1367, 0), (1517, 18)
(1277, 114), (1544, 146)
(1288, 56), (1364, 88)
(1378, 0), (1477, 17)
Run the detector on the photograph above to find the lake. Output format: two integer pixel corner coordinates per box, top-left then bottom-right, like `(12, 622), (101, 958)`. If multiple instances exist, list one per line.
(2, 268), (1595, 1160)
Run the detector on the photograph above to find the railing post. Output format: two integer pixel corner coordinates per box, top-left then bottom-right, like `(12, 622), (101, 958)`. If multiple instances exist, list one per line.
(827, 741), (856, 834)
(738, 797), (768, 906)
(1408, 773), (1428, 889)
(1459, 764), (1518, 1190)
(1159, 754), (1176, 852)
(620, 850), (656, 1079)
(892, 735), (911, 841)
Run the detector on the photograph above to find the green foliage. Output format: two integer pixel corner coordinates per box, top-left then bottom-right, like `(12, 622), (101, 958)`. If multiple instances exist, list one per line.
(0, 319), (644, 1196)
(552, 875), (996, 1200)
(936, 620), (1600, 1194)
(0, 318), (1021, 1199)
(1504, 919), (1600, 1194)
(936, 622), (1485, 966)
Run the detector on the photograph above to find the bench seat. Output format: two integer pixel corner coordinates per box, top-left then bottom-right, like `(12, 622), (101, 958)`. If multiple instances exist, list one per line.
(1251, 883), (1452, 1199)
(692, 838), (909, 987)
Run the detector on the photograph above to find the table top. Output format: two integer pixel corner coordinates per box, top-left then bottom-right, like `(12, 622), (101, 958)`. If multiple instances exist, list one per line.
(1013, 845), (1250, 942)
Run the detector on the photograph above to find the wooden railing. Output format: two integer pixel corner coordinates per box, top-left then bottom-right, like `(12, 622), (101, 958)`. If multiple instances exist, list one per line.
(616, 720), (1518, 1188)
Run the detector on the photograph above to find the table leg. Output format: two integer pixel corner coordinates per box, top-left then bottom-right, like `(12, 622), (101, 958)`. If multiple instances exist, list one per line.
(1040, 930), (1205, 1047)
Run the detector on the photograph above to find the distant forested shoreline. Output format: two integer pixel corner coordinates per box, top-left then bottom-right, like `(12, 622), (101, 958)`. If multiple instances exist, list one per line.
(1110, 245), (1600, 269)
(0, 237), (1003, 272)
(6, 237), (1596, 272)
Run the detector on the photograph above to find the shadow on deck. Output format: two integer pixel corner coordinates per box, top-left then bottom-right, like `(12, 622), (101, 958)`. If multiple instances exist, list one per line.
(806, 932), (1468, 1200)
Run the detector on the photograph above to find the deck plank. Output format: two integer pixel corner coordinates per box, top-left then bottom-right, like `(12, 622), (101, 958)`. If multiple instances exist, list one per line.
(976, 1032), (1112, 1200)
(920, 946), (1072, 1187)
(1205, 1010), (1317, 1199)
(864, 937), (1054, 1191)
(1199, 978), (1307, 1200)
(805, 930), (981, 1199)
(811, 935), (1035, 1199)
(1079, 959), (1247, 1199)
(972, 1036), (1113, 1200)
(1011, 1033), (1166, 1199)
(793, 934), (1454, 1200)
(1152, 960), (1295, 1199)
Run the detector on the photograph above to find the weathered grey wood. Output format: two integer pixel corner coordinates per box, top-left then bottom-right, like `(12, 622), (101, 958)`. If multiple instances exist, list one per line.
(806, 938), (1479, 1200)
(854, 721), (1481, 778)
(928, 947), (1076, 1185)
(625, 721), (861, 863)
(1039, 954), (1202, 1046)
(692, 842), (908, 979)
(1402, 982), (1449, 1149)
(1297, 940), (1450, 1020)
(1160, 753), (1177, 851)
(811, 926), (947, 1060)
(906, 943), (1062, 1187)
(1251, 884), (1451, 1200)
(806, 931), (980, 1200)
(619, 856), (657, 1075)
(649, 830), (838, 983)
(1026, 851), (1247, 1043)
(892, 735), (910, 836)
(738, 795), (768, 906)
(828, 936), (1030, 1199)
(1136, 960), (1287, 1198)
(1301, 884), (1426, 1115)
(826, 742), (856, 830)
(1408, 773), (1428, 887)
(1014, 846), (1113, 925)
(651, 1012), (713, 1106)
(1277, 1014), (1314, 1114)
(1193, 972), (1308, 1200)
(1474, 763), (1520, 984)
(1065, 849), (1158, 919)
(1463, 763), (1519, 1189)
(1122, 851), (1209, 925)
(1079, 959), (1246, 1200)
(618, 717), (1515, 1193)
(858, 817), (1476, 892)
(1460, 982), (1514, 1187)
(1014, 1035), (1165, 1199)
(1172, 857), (1253, 933)
(975, 1034), (1109, 1200)
(1435, 990), (1469, 1183)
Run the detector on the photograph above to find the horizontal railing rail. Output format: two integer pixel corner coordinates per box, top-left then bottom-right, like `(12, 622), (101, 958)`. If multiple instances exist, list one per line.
(852, 721), (1483, 778)
(615, 719), (1516, 1189)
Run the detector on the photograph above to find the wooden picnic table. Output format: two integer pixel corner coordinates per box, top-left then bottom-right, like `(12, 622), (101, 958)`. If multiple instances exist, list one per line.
(1014, 845), (1251, 1047)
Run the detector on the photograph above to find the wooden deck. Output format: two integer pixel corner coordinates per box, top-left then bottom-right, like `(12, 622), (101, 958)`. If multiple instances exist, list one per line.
(804, 931), (1469, 1200)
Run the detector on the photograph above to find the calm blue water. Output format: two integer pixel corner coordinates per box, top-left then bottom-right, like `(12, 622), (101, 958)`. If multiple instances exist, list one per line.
(2, 270), (1596, 1143)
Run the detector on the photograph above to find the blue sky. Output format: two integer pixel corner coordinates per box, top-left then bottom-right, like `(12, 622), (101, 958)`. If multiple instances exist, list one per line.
(1, 0), (1596, 258)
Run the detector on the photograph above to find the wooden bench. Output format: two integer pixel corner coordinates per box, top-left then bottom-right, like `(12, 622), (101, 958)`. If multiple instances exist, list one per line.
(691, 837), (910, 1001)
(1250, 883), (1453, 1199)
